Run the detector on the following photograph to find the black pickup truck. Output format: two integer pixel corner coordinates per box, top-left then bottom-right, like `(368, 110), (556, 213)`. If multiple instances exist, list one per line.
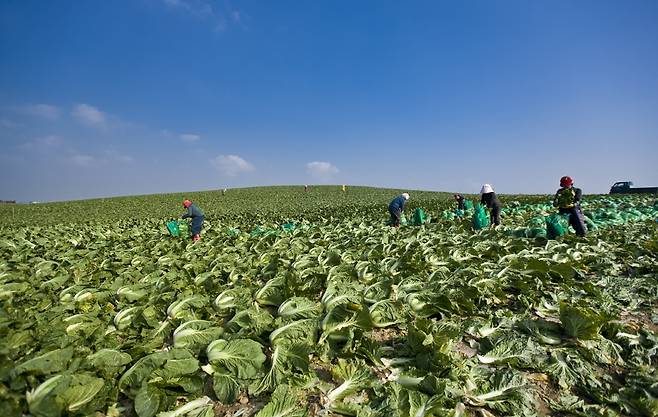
(609, 181), (658, 194)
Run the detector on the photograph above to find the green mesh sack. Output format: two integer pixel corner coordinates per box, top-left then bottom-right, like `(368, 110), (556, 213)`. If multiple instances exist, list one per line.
(527, 227), (547, 239)
(464, 200), (474, 210)
(472, 205), (490, 230)
(250, 226), (278, 237)
(412, 208), (427, 225)
(527, 216), (545, 227)
(250, 226), (265, 237)
(227, 227), (241, 236)
(166, 220), (180, 237)
(166, 220), (190, 238)
(454, 208), (465, 217)
(546, 213), (569, 239)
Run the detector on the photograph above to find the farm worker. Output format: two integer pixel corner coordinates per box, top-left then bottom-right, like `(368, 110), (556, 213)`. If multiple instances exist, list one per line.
(342, 185), (346, 192)
(222, 188), (227, 196)
(480, 184), (502, 226)
(388, 193), (410, 227)
(553, 176), (587, 237)
(181, 200), (204, 241)
(454, 194), (465, 210)
(304, 185), (309, 193)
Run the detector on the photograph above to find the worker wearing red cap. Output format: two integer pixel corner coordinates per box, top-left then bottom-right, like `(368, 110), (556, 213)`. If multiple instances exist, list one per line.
(181, 200), (205, 241)
(553, 176), (587, 237)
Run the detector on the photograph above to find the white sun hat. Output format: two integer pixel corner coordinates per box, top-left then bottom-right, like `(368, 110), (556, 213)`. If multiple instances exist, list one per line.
(480, 184), (494, 194)
(402, 193), (410, 200)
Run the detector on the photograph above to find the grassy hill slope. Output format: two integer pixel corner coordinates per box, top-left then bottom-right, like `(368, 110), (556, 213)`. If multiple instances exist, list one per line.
(0, 185), (476, 226)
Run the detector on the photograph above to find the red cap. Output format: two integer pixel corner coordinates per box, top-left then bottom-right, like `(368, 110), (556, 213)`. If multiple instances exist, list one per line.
(183, 200), (192, 208)
(560, 176), (573, 187)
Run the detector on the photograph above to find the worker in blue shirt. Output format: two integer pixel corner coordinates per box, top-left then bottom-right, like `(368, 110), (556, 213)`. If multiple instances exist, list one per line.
(181, 199), (204, 241)
(388, 193), (410, 227)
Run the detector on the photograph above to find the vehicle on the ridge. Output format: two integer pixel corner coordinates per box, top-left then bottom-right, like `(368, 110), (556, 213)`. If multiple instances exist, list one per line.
(609, 181), (658, 194)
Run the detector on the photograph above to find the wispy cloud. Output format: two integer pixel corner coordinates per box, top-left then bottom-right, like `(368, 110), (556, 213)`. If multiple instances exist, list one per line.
(211, 154), (255, 176)
(15, 133), (134, 168)
(70, 154), (96, 167)
(103, 150), (134, 164)
(161, 0), (247, 32)
(68, 150), (133, 167)
(41, 135), (62, 147)
(19, 104), (60, 120)
(72, 104), (106, 127)
(180, 133), (200, 143)
(306, 161), (339, 182)
(163, 0), (188, 7)
(163, 0), (213, 17)
(19, 135), (63, 152)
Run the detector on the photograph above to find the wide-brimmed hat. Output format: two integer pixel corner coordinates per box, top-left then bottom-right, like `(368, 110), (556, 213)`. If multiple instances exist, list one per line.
(480, 184), (494, 194)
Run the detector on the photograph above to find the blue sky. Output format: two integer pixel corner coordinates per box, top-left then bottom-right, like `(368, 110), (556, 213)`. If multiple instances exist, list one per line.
(1, 0), (657, 201)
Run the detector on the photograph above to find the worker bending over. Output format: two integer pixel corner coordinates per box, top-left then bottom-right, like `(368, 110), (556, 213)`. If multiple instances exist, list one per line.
(388, 193), (410, 227)
(480, 184), (502, 226)
(181, 200), (205, 241)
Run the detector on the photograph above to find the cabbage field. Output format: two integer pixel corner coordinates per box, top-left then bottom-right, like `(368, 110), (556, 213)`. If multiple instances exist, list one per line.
(1, 186), (657, 417)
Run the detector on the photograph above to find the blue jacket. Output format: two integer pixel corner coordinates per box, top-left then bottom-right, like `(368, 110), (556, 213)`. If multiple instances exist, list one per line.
(182, 204), (204, 219)
(389, 195), (406, 212)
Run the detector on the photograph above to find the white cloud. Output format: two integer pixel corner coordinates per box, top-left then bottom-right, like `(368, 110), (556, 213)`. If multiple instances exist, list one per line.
(306, 161), (339, 181)
(72, 104), (106, 127)
(70, 154), (96, 167)
(67, 150), (133, 167)
(20, 135), (63, 151)
(180, 133), (200, 142)
(103, 150), (134, 164)
(161, 0), (244, 31)
(211, 154), (255, 176)
(163, 0), (211, 16)
(22, 104), (60, 120)
(163, 0), (187, 7)
(41, 135), (62, 147)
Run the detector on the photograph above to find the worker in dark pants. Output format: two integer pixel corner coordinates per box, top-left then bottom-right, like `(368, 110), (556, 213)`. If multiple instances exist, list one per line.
(553, 176), (587, 237)
(454, 194), (465, 210)
(181, 199), (204, 241)
(388, 193), (409, 227)
(480, 184), (502, 226)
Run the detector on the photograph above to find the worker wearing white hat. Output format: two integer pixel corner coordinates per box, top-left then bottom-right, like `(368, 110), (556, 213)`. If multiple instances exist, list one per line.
(388, 193), (410, 227)
(480, 184), (502, 226)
